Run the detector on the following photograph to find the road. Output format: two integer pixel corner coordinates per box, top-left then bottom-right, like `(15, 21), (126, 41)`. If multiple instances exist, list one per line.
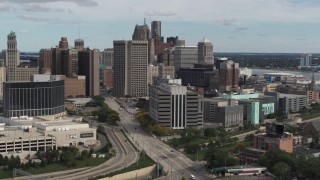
(105, 96), (213, 180)
(48, 126), (138, 180)
(12, 127), (138, 180)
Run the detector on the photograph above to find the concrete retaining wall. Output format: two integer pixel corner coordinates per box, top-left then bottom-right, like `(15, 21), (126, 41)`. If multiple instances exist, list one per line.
(99, 164), (157, 180)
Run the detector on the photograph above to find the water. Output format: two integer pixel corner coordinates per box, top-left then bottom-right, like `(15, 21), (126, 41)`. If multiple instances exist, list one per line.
(251, 68), (320, 79)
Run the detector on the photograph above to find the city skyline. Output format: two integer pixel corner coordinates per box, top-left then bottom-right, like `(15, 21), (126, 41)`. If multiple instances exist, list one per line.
(0, 0), (320, 52)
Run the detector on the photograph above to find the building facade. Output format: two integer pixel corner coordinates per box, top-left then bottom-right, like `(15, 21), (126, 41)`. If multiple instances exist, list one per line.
(61, 75), (86, 98)
(219, 60), (239, 92)
(197, 38), (213, 64)
(39, 48), (52, 74)
(78, 48), (100, 97)
(174, 42), (198, 70)
(0, 65), (6, 100)
(215, 105), (244, 127)
(113, 40), (148, 97)
(149, 83), (203, 129)
(102, 48), (113, 67)
(3, 32), (38, 82)
(61, 49), (78, 77)
(278, 93), (307, 113)
(3, 79), (65, 117)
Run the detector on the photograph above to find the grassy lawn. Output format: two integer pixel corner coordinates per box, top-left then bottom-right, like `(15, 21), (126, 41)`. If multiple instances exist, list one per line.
(93, 154), (155, 179)
(186, 140), (252, 162)
(0, 170), (11, 179)
(301, 111), (320, 120)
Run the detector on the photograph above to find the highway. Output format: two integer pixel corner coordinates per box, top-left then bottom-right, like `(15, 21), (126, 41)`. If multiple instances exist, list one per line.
(105, 96), (213, 180)
(12, 126), (138, 180)
(48, 126), (138, 180)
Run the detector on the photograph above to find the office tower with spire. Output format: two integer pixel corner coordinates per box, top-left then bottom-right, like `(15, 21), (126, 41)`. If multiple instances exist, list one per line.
(198, 38), (214, 64)
(2, 31), (38, 82)
(132, 18), (151, 41)
(113, 40), (148, 97)
(74, 39), (84, 50)
(78, 48), (100, 97)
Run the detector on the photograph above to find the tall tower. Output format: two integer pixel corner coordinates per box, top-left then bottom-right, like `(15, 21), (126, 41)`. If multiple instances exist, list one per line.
(113, 40), (148, 97)
(61, 49), (78, 77)
(198, 38), (214, 64)
(219, 60), (239, 92)
(4, 31), (20, 68)
(78, 48), (100, 97)
(59, 37), (69, 49)
(151, 21), (161, 38)
(74, 39), (84, 50)
(300, 53), (312, 67)
(39, 48), (52, 74)
(132, 21), (151, 41)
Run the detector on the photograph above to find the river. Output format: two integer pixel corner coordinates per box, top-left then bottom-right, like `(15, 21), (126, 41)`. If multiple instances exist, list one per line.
(251, 68), (320, 79)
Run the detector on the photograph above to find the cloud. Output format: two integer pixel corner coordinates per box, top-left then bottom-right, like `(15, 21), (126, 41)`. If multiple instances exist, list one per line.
(144, 10), (177, 17)
(19, 15), (52, 22)
(0, 3), (9, 11)
(220, 18), (237, 26)
(19, 15), (80, 24)
(296, 38), (306, 41)
(21, 4), (51, 12)
(0, 0), (98, 7)
(236, 27), (248, 31)
(17, 29), (30, 33)
(258, 34), (269, 36)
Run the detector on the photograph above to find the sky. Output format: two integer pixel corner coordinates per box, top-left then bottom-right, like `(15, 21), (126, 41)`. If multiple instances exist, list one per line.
(0, 0), (320, 53)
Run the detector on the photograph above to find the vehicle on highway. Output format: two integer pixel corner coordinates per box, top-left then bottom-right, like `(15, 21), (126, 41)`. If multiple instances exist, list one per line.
(190, 174), (196, 180)
(163, 155), (167, 158)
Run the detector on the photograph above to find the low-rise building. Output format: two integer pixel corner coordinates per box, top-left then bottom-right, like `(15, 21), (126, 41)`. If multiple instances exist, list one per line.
(215, 105), (243, 128)
(61, 75), (86, 98)
(278, 93), (307, 113)
(0, 116), (96, 158)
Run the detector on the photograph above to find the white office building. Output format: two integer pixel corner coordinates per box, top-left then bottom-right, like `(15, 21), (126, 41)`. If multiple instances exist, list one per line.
(149, 82), (203, 129)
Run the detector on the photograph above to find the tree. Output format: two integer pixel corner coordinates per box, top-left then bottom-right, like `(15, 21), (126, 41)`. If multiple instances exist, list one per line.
(91, 110), (99, 120)
(272, 162), (290, 180)
(80, 150), (89, 160)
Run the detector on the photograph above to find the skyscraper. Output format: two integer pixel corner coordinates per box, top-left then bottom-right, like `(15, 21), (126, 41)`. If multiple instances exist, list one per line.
(61, 49), (78, 77)
(39, 49), (52, 74)
(59, 37), (69, 49)
(198, 38), (214, 64)
(219, 60), (239, 92)
(174, 40), (198, 70)
(78, 48), (100, 97)
(2, 31), (38, 82)
(102, 48), (113, 67)
(132, 20), (151, 41)
(113, 40), (148, 97)
(151, 21), (161, 39)
(300, 53), (312, 67)
(74, 39), (84, 50)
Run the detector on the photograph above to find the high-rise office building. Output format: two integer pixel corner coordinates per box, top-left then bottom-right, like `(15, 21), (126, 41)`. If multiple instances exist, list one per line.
(51, 48), (62, 75)
(132, 21), (150, 41)
(61, 49), (78, 77)
(219, 60), (239, 92)
(39, 49), (52, 74)
(74, 39), (84, 50)
(198, 38), (213, 64)
(2, 31), (38, 82)
(102, 48), (114, 67)
(149, 82), (203, 129)
(78, 48), (99, 97)
(0, 64), (6, 100)
(300, 53), (312, 67)
(151, 21), (161, 38)
(174, 40), (198, 70)
(59, 37), (69, 49)
(113, 40), (148, 97)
